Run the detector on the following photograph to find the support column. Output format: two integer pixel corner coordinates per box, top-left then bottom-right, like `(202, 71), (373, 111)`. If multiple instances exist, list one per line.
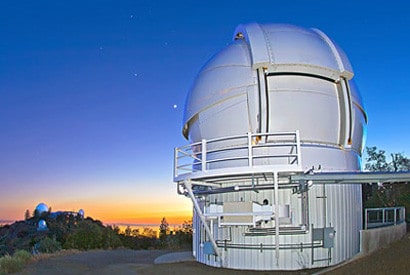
(184, 180), (222, 265)
(274, 171), (279, 266)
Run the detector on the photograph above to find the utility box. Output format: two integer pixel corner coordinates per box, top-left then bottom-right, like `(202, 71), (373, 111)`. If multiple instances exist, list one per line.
(313, 227), (335, 248)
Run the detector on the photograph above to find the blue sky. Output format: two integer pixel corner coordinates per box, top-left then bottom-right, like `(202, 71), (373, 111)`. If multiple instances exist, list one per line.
(1, 0), (409, 222)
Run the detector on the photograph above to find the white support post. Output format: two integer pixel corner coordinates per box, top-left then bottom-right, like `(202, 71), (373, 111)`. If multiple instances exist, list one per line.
(295, 130), (302, 168)
(274, 171), (279, 266)
(184, 180), (222, 264)
(403, 207), (406, 223)
(248, 132), (253, 167)
(201, 139), (207, 172)
(394, 208), (397, 225)
(174, 147), (178, 179)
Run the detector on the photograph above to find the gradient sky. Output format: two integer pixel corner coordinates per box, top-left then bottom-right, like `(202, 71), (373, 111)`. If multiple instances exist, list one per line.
(1, 0), (409, 225)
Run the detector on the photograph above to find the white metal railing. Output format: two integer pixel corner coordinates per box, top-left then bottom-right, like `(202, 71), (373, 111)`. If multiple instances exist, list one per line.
(174, 131), (301, 179)
(364, 207), (406, 230)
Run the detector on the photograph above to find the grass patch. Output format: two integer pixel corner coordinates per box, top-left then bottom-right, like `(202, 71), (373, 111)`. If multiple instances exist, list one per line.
(0, 248), (80, 274)
(13, 250), (32, 264)
(0, 255), (24, 274)
(0, 250), (32, 274)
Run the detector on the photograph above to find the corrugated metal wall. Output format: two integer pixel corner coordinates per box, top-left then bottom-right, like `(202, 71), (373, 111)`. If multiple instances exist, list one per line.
(192, 180), (362, 270)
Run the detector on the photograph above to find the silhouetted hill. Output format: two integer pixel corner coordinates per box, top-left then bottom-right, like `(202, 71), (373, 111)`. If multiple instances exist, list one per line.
(1, 213), (191, 257)
(0, 213), (121, 256)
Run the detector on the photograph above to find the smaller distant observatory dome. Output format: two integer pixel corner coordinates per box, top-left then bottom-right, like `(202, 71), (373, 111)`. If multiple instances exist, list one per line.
(35, 203), (49, 215)
(78, 209), (84, 217)
(37, 219), (47, 231)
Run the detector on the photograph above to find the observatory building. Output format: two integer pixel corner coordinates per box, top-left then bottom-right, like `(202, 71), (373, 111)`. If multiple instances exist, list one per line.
(35, 203), (49, 216)
(37, 219), (48, 231)
(174, 23), (368, 270)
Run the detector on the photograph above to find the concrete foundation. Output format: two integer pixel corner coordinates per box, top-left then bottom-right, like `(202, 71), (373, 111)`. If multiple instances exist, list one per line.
(360, 222), (407, 254)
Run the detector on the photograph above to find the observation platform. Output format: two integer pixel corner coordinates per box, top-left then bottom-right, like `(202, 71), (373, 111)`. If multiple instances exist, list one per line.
(174, 131), (303, 184)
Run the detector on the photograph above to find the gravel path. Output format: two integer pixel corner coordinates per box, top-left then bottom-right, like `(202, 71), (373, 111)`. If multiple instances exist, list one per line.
(17, 249), (170, 275)
(17, 233), (410, 275)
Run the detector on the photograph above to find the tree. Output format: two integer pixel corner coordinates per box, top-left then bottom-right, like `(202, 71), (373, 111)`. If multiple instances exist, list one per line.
(390, 153), (410, 172)
(24, 210), (30, 220)
(131, 228), (140, 237)
(182, 220), (193, 235)
(37, 237), (61, 253)
(124, 226), (132, 236)
(141, 227), (157, 238)
(63, 220), (103, 250)
(159, 217), (169, 233)
(176, 220), (193, 248)
(365, 146), (410, 172)
(159, 217), (169, 247)
(363, 146), (410, 222)
(364, 146), (389, 172)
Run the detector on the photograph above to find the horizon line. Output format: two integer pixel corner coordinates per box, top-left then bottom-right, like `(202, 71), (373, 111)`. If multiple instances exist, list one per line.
(1, 219), (189, 227)
(104, 222), (187, 227)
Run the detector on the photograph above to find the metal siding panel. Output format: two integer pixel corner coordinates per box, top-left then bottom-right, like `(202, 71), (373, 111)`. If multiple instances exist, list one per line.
(335, 184), (343, 263)
(348, 185), (354, 257)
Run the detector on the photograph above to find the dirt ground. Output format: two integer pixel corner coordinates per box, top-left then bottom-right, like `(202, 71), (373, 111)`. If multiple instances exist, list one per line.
(17, 233), (410, 275)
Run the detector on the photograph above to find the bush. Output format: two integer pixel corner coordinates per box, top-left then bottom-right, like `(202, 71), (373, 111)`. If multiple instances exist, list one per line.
(63, 221), (103, 250)
(37, 237), (61, 254)
(0, 254), (25, 274)
(101, 228), (122, 249)
(13, 250), (31, 264)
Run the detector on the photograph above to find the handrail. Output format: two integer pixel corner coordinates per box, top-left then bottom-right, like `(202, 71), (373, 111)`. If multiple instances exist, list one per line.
(174, 131), (302, 179)
(364, 207), (405, 230)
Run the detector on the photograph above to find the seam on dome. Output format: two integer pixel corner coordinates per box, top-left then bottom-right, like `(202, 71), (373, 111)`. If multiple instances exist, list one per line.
(311, 28), (345, 74)
(260, 24), (275, 64)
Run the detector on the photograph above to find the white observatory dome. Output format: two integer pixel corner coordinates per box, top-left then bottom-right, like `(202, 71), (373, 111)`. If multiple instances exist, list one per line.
(78, 209), (84, 217)
(37, 219), (47, 230)
(175, 23), (368, 271)
(35, 203), (49, 215)
(183, 23), (366, 171)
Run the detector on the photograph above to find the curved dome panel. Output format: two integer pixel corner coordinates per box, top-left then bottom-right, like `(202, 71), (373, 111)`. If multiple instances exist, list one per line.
(183, 39), (256, 139)
(233, 23), (353, 79)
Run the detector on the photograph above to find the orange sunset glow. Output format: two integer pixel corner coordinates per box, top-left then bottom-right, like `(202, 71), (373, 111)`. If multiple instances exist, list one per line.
(0, 180), (192, 226)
